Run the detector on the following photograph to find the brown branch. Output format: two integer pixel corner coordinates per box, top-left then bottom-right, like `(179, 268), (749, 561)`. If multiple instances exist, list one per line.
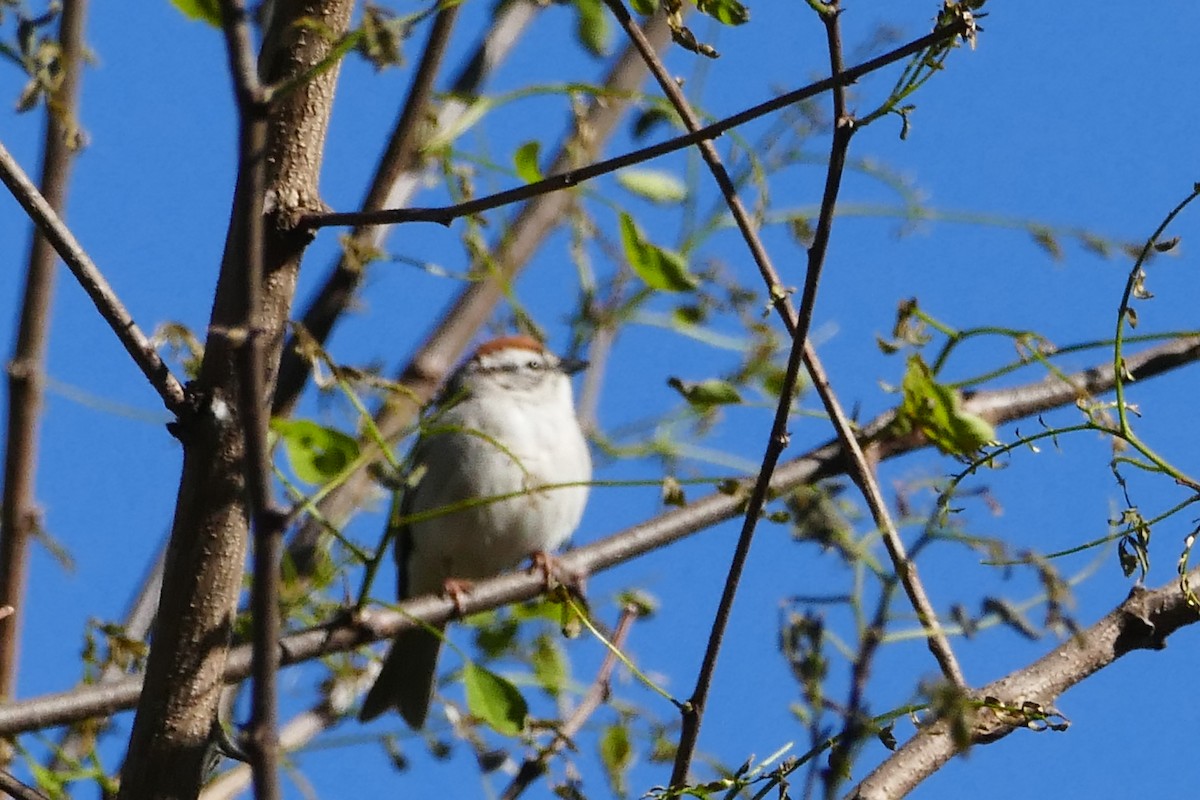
(0, 0), (90, 706)
(117, 0), (354, 796)
(0, 767), (51, 800)
(0, 146), (186, 419)
(596, 2), (968, 786)
(804, 5), (965, 695)
(847, 572), (1200, 800)
(298, 16), (967, 231)
(49, 544), (164, 773)
(590, 0), (827, 783)
(217, 1), (283, 797)
(1, 339), (1193, 737)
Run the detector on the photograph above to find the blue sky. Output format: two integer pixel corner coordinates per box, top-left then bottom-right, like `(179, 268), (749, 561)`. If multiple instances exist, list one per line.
(2, 1), (1199, 798)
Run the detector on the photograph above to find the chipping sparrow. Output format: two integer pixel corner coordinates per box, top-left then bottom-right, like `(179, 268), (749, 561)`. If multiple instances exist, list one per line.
(359, 335), (592, 727)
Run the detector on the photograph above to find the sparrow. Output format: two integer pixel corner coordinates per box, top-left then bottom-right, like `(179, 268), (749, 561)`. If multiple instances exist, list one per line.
(359, 335), (591, 727)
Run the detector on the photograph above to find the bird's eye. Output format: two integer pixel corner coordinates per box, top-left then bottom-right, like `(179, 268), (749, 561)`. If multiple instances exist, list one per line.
(526, 359), (544, 370)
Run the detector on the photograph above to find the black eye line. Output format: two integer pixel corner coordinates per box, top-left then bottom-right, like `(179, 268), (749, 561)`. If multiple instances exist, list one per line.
(472, 356), (551, 374)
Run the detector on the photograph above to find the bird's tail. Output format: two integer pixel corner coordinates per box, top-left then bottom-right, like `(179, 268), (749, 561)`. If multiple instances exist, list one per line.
(359, 625), (444, 728)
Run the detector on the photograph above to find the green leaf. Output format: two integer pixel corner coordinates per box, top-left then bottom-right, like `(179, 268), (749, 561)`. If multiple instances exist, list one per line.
(599, 721), (634, 795)
(270, 419), (360, 484)
(513, 140), (542, 183)
(631, 105), (676, 140)
(464, 663), (528, 735)
(573, 0), (610, 57)
(617, 168), (688, 204)
(898, 355), (997, 456)
(696, 0), (750, 25)
(667, 377), (743, 409)
(171, 0), (222, 26)
(630, 0), (659, 14)
(531, 633), (569, 697)
(619, 212), (699, 292)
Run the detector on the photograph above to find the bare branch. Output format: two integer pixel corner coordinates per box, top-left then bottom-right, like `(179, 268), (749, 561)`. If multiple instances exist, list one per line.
(848, 572), (1200, 800)
(299, 16), (968, 231)
(272, 1), (470, 415)
(0, 140), (187, 416)
(0, 0), (90, 705)
(216, 0), (284, 796)
(0, 339), (1193, 738)
(0, 768), (51, 800)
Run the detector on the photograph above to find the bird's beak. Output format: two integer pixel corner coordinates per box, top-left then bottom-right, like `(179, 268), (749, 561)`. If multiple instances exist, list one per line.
(560, 357), (588, 375)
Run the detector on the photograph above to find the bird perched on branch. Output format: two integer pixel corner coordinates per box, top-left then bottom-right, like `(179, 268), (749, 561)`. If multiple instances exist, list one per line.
(359, 335), (592, 728)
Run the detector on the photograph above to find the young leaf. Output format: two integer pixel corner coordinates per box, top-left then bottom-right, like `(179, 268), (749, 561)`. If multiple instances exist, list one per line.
(573, 0), (611, 57)
(271, 419), (360, 484)
(599, 721), (634, 796)
(464, 663), (528, 735)
(532, 633), (569, 697)
(514, 140), (542, 183)
(667, 377), (743, 409)
(422, 96), (493, 152)
(616, 168), (688, 204)
(630, 0), (659, 14)
(696, 0), (750, 26)
(619, 212), (699, 292)
(171, 0), (221, 26)
(898, 355), (997, 456)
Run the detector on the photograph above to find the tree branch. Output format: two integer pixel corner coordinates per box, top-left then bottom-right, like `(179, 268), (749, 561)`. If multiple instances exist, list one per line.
(0, 0), (90, 706)
(0, 140), (186, 417)
(848, 572), (1200, 800)
(298, 16), (967, 231)
(272, 1), (472, 416)
(500, 605), (640, 800)
(1, 339), (1193, 738)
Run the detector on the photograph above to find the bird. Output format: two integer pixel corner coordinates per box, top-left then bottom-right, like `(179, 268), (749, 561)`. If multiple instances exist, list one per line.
(359, 334), (592, 727)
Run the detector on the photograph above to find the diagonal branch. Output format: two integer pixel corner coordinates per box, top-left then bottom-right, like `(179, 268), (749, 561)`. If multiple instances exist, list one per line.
(299, 16), (967, 231)
(0, 141), (187, 416)
(847, 570), (1200, 800)
(0, 338), (1193, 737)
(597, 1), (968, 786)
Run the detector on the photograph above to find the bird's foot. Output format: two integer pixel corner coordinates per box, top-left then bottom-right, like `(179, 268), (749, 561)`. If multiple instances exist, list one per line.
(529, 551), (585, 595)
(442, 578), (476, 615)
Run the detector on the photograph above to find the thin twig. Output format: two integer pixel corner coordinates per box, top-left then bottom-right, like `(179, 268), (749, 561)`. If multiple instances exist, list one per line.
(594, 1), (960, 785)
(500, 605), (640, 800)
(0, 144), (187, 416)
(0, 768), (51, 800)
(806, 4), (964, 689)
(299, 17), (966, 231)
(217, 1), (282, 797)
(0, 338), (1193, 735)
(0, 0), (90, 706)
